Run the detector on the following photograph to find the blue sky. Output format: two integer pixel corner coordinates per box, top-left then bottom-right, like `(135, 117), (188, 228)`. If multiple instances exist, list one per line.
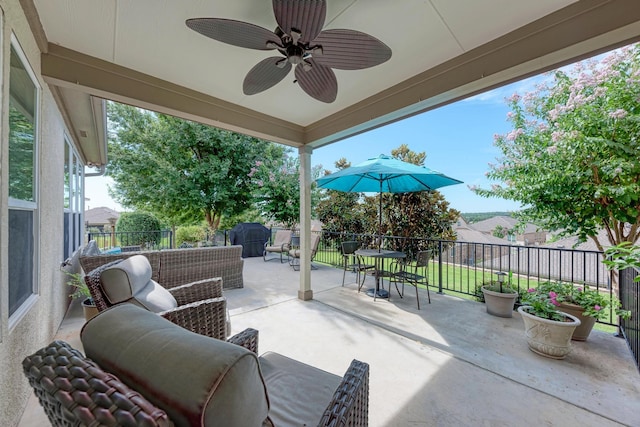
(312, 76), (545, 213)
(84, 76), (540, 214)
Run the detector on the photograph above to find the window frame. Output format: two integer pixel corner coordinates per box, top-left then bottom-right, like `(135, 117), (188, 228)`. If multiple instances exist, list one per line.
(63, 135), (84, 260)
(7, 33), (41, 329)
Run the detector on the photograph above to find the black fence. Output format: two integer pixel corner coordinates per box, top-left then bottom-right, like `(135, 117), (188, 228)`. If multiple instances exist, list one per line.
(86, 229), (233, 251)
(314, 230), (619, 326)
(86, 230), (174, 251)
(619, 267), (640, 370)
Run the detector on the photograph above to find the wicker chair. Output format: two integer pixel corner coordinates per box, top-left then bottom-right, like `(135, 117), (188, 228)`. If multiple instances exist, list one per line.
(263, 229), (293, 262)
(23, 304), (370, 427)
(85, 255), (230, 340)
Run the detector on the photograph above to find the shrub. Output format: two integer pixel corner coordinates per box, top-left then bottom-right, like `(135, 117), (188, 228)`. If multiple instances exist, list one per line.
(116, 212), (161, 248)
(176, 225), (207, 247)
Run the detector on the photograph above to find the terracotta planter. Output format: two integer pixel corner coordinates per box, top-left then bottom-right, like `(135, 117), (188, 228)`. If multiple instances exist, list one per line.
(518, 306), (581, 359)
(481, 286), (518, 318)
(558, 302), (597, 341)
(82, 298), (99, 322)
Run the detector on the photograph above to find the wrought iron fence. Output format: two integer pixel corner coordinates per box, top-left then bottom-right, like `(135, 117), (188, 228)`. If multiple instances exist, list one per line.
(619, 267), (639, 370)
(86, 230), (174, 251)
(314, 230), (620, 326)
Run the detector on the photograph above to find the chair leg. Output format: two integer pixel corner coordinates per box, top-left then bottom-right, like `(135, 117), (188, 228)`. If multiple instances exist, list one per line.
(415, 282), (420, 310)
(425, 280), (431, 304)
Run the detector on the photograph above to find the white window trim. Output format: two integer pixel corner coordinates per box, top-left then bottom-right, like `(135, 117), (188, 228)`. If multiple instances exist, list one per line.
(8, 33), (41, 330)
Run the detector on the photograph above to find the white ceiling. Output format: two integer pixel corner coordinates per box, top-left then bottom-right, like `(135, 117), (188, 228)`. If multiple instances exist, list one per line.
(31, 0), (640, 156)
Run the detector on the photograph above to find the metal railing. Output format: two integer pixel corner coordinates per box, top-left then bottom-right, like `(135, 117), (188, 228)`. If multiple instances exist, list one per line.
(314, 231), (618, 326)
(86, 230), (174, 251)
(619, 267), (639, 369)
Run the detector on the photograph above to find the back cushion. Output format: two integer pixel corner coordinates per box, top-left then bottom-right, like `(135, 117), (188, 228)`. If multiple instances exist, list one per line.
(81, 304), (270, 427)
(101, 255), (177, 312)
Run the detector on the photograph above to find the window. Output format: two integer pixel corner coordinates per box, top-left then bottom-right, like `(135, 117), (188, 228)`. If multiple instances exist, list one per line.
(8, 36), (40, 320)
(63, 139), (84, 260)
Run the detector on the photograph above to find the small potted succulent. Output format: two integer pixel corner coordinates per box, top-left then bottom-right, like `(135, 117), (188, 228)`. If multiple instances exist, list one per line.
(481, 271), (519, 318)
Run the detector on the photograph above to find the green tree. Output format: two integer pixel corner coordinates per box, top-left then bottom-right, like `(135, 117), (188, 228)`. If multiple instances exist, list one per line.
(382, 145), (460, 256)
(249, 149), (322, 229)
(473, 44), (640, 251)
(116, 212), (162, 248)
(106, 102), (277, 234)
(315, 158), (365, 235)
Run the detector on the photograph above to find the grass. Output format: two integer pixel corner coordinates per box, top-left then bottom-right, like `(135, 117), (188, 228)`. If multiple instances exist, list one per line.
(318, 247), (621, 330)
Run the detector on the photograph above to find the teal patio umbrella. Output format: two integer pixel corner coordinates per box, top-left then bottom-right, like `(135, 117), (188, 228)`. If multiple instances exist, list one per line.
(316, 154), (463, 249)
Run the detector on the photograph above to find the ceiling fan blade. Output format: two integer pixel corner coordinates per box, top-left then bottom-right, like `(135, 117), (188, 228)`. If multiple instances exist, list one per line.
(294, 59), (337, 103)
(313, 29), (392, 70)
(186, 18), (281, 50)
(243, 57), (292, 95)
(273, 0), (326, 43)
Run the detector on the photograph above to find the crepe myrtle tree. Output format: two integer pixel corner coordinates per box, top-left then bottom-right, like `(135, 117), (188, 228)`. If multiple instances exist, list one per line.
(249, 149), (323, 230)
(473, 44), (640, 251)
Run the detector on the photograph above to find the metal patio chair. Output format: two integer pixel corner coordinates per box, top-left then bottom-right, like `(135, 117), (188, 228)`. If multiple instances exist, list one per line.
(389, 250), (432, 309)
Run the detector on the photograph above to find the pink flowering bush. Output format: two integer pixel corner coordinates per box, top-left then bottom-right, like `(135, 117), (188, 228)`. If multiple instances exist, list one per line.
(472, 43), (640, 250)
(522, 281), (630, 321)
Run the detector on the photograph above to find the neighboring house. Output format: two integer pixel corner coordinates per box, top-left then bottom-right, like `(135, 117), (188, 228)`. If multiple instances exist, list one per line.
(449, 222), (511, 266)
(471, 215), (547, 245)
(85, 206), (120, 232)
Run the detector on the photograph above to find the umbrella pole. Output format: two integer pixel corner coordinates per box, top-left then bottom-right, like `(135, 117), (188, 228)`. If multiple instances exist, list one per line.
(378, 181), (382, 252)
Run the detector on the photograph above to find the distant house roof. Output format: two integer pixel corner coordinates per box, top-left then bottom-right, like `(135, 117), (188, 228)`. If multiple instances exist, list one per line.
(471, 215), (539, 234)
(541, 228), (611, 252)
(85, 206), (120, 225)
(455, 226), (508, 245)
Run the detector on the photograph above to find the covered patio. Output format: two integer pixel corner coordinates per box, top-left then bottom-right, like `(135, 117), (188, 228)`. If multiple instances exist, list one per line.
(20, 257), (639, 426)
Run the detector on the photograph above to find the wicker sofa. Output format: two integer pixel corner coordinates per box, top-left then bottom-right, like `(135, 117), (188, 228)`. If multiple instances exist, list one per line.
(79, 245), (244, 290)
(23, 304), (370, 427)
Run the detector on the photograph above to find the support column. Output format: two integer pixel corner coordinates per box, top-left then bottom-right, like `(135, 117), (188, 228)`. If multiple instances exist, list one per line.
(298, 145), (313, 301)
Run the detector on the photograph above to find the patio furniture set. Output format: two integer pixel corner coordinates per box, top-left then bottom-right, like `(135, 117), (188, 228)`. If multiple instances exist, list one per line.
(24, 249), (370, 426)
(263, 229), (321, 271)
(342, 240), (432, 309)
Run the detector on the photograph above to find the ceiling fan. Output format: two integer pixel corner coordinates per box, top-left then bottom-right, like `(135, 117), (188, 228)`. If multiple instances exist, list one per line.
(186, 0), (392, 103)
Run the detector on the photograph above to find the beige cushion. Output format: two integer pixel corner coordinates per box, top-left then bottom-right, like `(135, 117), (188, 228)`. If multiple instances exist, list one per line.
(259, 352), (341, 426)
(81, 304), (270, 427)
(101, 255), (177, 312)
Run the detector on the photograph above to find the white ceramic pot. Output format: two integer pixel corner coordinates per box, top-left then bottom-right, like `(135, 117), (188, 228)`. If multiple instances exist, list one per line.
(518, 306), (581, 359)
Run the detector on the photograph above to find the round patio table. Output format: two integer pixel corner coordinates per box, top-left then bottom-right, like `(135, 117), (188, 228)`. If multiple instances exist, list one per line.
(355, 249), (406, 299)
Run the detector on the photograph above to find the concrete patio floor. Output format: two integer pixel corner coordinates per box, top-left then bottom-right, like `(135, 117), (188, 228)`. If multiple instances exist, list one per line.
(19, 256), (640, 426)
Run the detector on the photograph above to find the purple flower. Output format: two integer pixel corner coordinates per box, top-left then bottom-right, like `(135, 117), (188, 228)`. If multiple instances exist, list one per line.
(527, 288), (536, 293)
(549, 291), (557, 298)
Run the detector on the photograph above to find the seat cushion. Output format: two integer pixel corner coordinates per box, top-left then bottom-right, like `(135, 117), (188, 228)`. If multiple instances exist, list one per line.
(259, 352), (341, 427)
(100, 255), (177, 311)
(81, 304), (270, 427)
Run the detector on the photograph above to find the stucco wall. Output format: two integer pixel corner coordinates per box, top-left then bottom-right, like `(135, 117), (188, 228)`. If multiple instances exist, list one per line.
(0, 1), (72, 424)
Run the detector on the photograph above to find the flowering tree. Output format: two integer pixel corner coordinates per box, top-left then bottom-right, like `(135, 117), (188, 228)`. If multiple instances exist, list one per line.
(249, 150), (322, 230)
(473, 44), (640, 251)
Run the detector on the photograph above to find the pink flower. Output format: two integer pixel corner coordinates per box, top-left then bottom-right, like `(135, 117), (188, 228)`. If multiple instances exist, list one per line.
(549, 292), (557, 298)
(594, 305), (601, 311)
(527, 288), (536, 293)
(577, 287), (583, 292)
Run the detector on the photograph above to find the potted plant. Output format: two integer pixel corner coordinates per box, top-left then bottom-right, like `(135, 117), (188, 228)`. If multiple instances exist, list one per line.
(64, 270), (98, 321)
(518, 287), (581, 359)
(534, 281), (631, 341)
(481, 271), (519, 318)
